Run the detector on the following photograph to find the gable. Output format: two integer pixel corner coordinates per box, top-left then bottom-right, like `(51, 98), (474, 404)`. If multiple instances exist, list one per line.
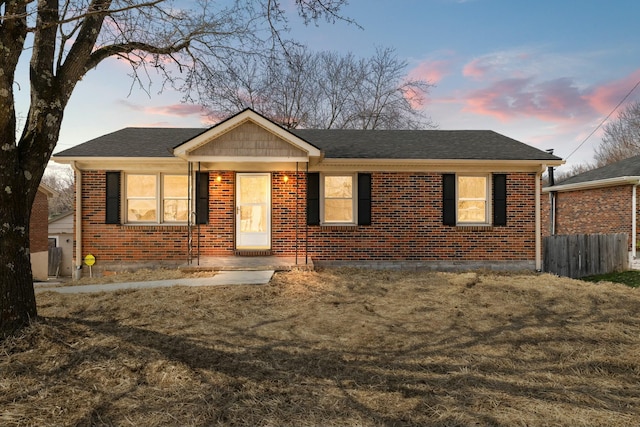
(190, 122), (308, 158)
(172, 108), (321, 162)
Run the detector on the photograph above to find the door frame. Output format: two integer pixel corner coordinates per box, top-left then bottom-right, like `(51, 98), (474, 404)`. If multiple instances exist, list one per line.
(235, 172), (272, 250)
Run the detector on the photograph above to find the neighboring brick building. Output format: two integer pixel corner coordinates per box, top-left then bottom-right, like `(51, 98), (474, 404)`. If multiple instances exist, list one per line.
(30, 184), (56, 281)
(543, 155), (640, 260)
(52, 108), (562, 275)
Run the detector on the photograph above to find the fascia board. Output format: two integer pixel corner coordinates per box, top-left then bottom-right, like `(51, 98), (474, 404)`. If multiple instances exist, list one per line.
(542, 176), (640, 193)
(311, 158), (564, 173)
(51, 157), (186, 171)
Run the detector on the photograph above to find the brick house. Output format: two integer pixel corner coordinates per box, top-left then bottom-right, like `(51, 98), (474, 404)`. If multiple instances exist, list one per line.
(543, 154), (640, 265)
(52, 108), (562, 275)
(31, 184), (57, 281)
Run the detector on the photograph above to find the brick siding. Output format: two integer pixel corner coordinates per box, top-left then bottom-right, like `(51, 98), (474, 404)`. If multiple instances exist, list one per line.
(542, 184), (637, 250)
(30, 188), (49, 253)
(78, 170), (538, 267)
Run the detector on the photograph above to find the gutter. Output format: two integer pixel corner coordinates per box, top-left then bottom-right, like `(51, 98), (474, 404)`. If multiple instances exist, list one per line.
(70, 161), (82, 280)
(535, 167), (543, 271)
(634, 185), (638, 261)
(543, 176), (640, 193)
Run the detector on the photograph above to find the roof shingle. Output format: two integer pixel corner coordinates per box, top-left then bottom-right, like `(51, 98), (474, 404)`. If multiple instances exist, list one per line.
(54, 127), (561, 162)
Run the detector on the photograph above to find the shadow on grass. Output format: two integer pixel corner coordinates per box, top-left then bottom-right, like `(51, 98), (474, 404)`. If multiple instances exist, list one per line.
(23, 302), (639, 427)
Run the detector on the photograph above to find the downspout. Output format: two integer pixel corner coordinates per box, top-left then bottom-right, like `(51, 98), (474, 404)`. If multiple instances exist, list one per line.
(632, 184), (637, 262)
(550, 192), (556, 235)
(70, 161), (82, 280)
(535, 168), (543, 271)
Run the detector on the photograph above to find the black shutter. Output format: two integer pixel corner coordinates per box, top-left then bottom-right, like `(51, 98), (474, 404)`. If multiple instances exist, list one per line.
(493, 174), (507, 226)
(195, 172), (209, 224)
(357, 173), (372, 225)
(442, 174), (456, 226)
(307, 172), (320, 225)
(105, 171), (121, 224)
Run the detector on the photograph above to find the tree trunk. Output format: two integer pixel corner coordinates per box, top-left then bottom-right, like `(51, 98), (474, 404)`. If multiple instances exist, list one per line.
(0, 175), (37, 337)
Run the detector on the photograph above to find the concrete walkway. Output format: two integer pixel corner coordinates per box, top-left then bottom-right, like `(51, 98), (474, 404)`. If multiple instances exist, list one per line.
(35, 270), (275, 294)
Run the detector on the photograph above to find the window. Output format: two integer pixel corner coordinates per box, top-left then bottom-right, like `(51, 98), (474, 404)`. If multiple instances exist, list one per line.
(162, 175), (189, 222)
(125, 174), (188, 223)
(307, 173), (371, 226)
(323, 175), (355, 223)
(457, 175), (488, 223)
(442, 173), (506, 227)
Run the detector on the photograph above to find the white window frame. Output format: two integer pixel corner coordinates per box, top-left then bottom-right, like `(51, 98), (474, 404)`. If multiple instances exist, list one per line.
(456, 174), (491, 225)
(124, 173), (189, 224)
(321, 173), (357, 225)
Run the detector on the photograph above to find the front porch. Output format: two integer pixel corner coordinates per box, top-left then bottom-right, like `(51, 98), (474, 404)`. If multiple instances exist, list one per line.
(181, 256), (314, 272)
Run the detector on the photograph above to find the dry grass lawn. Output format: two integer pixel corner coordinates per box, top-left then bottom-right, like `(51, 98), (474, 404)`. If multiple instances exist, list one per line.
(2, 269), (640, 426)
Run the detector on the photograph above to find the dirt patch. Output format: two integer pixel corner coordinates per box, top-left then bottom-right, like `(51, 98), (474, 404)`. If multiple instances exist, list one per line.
(2, 269), (640, 426)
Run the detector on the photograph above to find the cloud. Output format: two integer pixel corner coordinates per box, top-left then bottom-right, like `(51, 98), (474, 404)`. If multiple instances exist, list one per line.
(585, 68), (640, 116)
(458, 47), (640, 124)
(408, 58), (453, 84)
(462, 50), (535, 80)
(119, 100), (205, 117)
(463, 76), (593, 122)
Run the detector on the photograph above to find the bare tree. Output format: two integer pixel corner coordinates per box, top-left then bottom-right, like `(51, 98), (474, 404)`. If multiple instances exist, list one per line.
(42, 166), (75, 217)
(204, 46), (434, 129)
(594, 101), (640, 167)
(0, 0), (349, 337)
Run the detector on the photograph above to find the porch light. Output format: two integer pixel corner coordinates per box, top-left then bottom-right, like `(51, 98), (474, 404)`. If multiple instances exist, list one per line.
(283, 175), (289, 183)
(216, 175), (222, 182)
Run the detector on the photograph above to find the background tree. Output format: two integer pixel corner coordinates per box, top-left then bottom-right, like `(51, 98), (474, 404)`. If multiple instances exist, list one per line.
(0, 0), (349, 337)
(42, 166), (75, 218)
(594, 100), (640, 167)
(204, 46), (434, 129)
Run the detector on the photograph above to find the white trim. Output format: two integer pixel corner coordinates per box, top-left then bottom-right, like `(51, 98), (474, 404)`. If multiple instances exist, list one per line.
(455, 174), (491, 226)
(633, 185), (637, 260)
(124, 173), (189, 225)
(70, 161), (82, 280)
(321, 173), (357, 225)
(185, 156), (311, 163)
(535, 169), (542, 271)
(312, 159), (563, 173)
(543, 176), (640, 193)
(236, 172), (272, 250)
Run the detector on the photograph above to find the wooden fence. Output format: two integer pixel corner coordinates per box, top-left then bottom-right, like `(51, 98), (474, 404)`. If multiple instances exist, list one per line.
(543, 233), (628, 278)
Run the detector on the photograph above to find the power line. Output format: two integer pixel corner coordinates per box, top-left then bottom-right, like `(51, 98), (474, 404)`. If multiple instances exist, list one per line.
(565, 78), (640, 161)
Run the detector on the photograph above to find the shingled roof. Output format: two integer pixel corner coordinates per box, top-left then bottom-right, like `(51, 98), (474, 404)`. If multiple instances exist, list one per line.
(54, 127), (561, 162)
(553, 155), (640, 186)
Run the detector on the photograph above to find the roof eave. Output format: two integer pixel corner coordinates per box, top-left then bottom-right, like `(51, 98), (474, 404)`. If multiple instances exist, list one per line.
(314, 158), (564, 172)
(543, 176), (640, 193)
(51, 156), (183, 171)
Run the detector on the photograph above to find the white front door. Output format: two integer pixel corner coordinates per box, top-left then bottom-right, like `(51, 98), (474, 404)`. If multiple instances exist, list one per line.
(236, 173), (271, 250)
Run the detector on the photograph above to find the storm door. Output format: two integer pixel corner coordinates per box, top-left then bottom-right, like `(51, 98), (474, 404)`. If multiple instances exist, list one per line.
(236, 173), (271, 250)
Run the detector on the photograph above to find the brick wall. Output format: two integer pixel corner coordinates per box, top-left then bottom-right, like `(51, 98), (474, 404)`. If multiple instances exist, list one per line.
(30, 188), (49, 253)
(78, 170), (539, 269)
(543, 184), (636, 250)
(306, 172), (537, 261)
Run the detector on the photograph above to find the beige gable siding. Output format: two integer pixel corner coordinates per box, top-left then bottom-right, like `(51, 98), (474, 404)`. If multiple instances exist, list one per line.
(49, 213), (74, 234)
(191, 122), (307, 157)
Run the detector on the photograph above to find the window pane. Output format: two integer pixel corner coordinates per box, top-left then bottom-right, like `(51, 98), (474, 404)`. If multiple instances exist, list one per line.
(325, 176), (352, 198)
(164, 175), (188, 198)
(128, 200), (157, 222)
(127, 175), (156, 197)
(325, 199), (353, 222)
(164, 200), (188, 222)
(458, 201), (486, 222)
(239, 175), (269, 203)
(240, 205), (266, 232)
(458, 176), (486, 199)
